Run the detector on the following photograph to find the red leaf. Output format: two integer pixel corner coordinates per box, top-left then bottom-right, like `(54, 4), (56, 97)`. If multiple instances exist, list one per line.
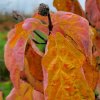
(86, 0), (100, 30)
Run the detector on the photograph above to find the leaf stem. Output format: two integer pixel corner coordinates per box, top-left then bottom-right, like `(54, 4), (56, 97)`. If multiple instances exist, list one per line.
(48, 13), (53, 35)
(38, 3), (53, 35)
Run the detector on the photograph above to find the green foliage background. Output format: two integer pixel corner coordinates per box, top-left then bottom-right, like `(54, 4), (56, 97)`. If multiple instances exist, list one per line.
(0, 32), (12, 100)
(0, 32), (9, 80)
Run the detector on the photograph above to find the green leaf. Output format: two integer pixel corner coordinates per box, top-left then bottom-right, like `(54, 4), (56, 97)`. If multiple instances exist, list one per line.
(0, 81), (12, 100)
(33, 30), (48, 52)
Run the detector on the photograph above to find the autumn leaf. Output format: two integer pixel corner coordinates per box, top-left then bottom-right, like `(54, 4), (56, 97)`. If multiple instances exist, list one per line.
(96, 0), (100, 12)
(25, 42), (43, 81)
(44, 12), (99, 92)
(86, 0), (100, 30)
(0, 91), (3, 100)
(5, 10), (99, 99)
(4, 31), (21, 89)
(80, 27), (99, 90)
(32, 30), (48, 52)
(10, 18), (48, 48)
(9, 22), (25, 47)
(82, 59), (99, 90)
(51, 11), (92, 62)
(95, 71), (100, 99)
(33, 12), (93, 61)
(90, 26), (100, 98)
(42, 32), (95, 99)
(24, 51), (43, 93)
(33, 90), (44, 100)
(53, 0), (85, 17)
(6, 80), (33, 100)
(33, 11), (90, 59)
(5, 26), (45, 99)
(6, 80), (44, 100)
(5, 16), (48, 83)
(94, 35), (100, 57)
(33, 13), (48, 25)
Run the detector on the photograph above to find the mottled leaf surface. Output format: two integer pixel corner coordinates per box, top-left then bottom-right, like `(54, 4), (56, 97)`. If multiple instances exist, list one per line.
(5, 11), (99, 99)
(42, 32), (95, 100)
(52, 12), (92, 61)
(6, 80), (33, 100)
(82, 59), (99, 90)
(86, 0), (100, 30)
(24, 54), (43, 93)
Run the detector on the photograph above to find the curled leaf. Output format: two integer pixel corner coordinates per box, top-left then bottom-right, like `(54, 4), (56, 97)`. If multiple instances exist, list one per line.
(25, 42), (43, 81)
(5, 11), (99, 99)
(86, 0), (100, 30)
(4, 32), (21, 89)
(42, 32), (95, 99)
(52, 12), (92, 62)
(4, 17), (48, 89)
(10, 18), (48, 48)
(24, 53), (43, 93)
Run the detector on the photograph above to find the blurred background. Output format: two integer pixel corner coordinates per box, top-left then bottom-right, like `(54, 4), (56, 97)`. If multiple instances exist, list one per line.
(0, 0), (85, 99)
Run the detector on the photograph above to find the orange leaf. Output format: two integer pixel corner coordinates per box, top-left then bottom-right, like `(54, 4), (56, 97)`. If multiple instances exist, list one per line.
(6, 80), (33, 100)
(52, 12), (92, 61)
(42, 32), (95, 99)
(53, 0), (85, 17)
(80, 27), (99, 90)
(82, 59), (99, 90)
(6, 80), (44, 100)
(24, 53), (43, 93)
(5, 11), (99, 99)
(25, 42), (43, 81)
(0, 91), (3, 100)
(9, 22), (26, 47)
(9, 18), (48, 48)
